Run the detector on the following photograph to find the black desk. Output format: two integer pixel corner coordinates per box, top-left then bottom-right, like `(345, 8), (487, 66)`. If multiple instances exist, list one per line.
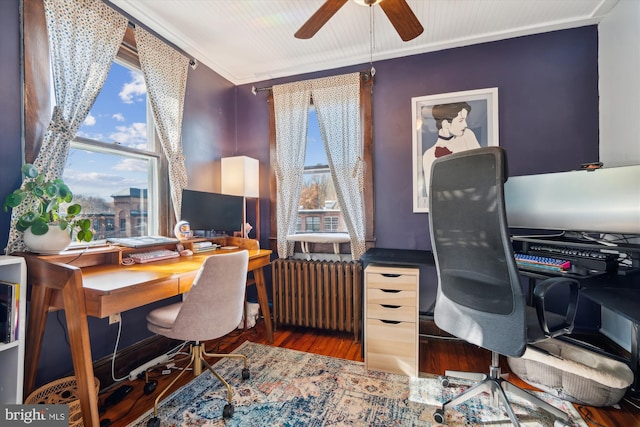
(578, 273), (640, 395)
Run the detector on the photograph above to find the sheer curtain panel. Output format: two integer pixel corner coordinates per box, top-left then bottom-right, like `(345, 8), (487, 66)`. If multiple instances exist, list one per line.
(272, 81), (311, 258)
(5, 0), (127, 254)
(134, 26), (190, 221)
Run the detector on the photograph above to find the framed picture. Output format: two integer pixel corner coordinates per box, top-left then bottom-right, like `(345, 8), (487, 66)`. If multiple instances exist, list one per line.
(412, 87), (499, 213)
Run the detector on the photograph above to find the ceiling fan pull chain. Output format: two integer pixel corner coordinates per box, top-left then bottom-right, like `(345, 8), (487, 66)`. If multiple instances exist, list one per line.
(369, 5), (376, 76)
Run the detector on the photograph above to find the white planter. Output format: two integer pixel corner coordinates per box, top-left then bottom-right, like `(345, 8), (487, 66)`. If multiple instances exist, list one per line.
(23, 225), (72, 254)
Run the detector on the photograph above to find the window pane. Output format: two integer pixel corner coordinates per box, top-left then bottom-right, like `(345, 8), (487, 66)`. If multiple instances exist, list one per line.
(62, 60), (158, 242)
(297, 107), (346, 233)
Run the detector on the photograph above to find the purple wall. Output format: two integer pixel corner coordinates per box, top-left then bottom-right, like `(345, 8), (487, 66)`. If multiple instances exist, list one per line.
(0, 0), (23, 252)
(236, 26), (599, 251)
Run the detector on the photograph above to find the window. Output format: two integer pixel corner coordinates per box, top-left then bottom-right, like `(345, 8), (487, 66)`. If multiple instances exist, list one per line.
(268, 73), (374, 254)
(62, 59), (161, 242)
(297, 107), (346, 233)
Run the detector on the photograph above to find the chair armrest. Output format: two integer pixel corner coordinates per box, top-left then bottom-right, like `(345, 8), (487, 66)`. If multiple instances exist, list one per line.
(533, 277), (580, 338)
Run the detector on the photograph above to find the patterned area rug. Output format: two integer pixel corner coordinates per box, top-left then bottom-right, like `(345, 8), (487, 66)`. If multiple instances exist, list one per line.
(129, 341), (587, 426)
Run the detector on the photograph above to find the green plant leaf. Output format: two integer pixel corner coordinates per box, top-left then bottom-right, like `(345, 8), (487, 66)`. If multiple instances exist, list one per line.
(30, 220), (50, 235)
(3, 191), (26, 209)
(21, 163), (38, 178)
(67, 204), (81, 216)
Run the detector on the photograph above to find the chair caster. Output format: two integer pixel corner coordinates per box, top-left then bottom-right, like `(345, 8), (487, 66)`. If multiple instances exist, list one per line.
(242, 368), (250, 380)
(438, 375), (450, 387)
(433, 408), (446, 424)
(553, 420), (571, 427)
(223, 403), (234, 419)
(147, 416), (161, 427)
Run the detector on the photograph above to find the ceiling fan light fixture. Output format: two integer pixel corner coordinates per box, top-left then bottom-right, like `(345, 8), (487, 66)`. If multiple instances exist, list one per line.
(354, 0), (382, 6)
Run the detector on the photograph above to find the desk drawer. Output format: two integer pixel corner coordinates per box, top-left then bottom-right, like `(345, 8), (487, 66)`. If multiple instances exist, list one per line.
(365, 319), (417, 376)
(367, 303), (415, 322)
(365, 266), (418, 291)
(86, 277), (180, 317)
(366, 288), (416, 306)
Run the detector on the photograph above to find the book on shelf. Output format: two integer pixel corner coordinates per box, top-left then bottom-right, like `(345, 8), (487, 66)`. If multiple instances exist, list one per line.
(0, 280), (20, 343)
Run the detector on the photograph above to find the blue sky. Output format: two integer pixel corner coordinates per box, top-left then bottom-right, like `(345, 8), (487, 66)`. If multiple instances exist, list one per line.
(63, 62), (150, 201)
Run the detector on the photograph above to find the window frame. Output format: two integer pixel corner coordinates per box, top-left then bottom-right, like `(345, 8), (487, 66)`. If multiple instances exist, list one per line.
(23, 4), (172, 239)
(268, 72), (375, 255)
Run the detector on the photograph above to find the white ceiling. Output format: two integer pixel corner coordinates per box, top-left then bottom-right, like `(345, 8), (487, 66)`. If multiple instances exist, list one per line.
(108, 0), (619, 85)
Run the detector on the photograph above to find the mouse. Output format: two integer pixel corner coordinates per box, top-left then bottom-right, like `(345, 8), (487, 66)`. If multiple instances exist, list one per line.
(180, 249), (193, 256)
(144, 380), (158, 395)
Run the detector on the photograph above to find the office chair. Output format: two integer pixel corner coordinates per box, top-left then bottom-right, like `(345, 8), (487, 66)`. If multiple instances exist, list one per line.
(428, 147), (580, 426)
(145, 250), (250, 426)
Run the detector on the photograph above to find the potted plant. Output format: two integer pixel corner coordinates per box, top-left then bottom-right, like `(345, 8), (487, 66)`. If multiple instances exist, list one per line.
(3, 163), (93, 253)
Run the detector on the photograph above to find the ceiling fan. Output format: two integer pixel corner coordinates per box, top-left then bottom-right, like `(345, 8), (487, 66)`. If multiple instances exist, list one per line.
(295, 0), (424, 42)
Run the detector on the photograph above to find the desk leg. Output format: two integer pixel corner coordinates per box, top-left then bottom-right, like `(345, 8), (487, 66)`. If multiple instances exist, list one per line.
(254, 268), (274, 343)
(24, 283), (52, 395)
(61, 272), (100, 427)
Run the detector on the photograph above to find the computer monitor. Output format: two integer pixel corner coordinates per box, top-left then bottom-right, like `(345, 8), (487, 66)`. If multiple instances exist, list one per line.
(180, 189), (243, 235)
(504, 165), (640, 237)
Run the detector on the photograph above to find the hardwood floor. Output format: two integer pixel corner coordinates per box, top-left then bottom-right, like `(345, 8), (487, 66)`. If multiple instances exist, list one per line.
(99, 320), (639, 426)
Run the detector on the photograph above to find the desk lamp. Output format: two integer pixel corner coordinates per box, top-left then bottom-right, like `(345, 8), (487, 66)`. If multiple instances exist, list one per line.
(221, 156), (260, 239)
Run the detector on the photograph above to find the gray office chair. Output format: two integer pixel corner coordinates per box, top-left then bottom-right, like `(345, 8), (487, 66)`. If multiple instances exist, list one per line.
(145, 250), (250, 426)
(428, 147), (579, 426)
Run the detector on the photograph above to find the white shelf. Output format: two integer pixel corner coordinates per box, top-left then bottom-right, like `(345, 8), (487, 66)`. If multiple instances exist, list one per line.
(0, 255), (27, 404)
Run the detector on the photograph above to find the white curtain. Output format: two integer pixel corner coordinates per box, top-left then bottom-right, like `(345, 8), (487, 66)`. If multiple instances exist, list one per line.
(273, 73), (365, 260)
(5, 0), (127, 254)
(312, 73), (365, 259)
(272, 81), (311, 258)
(134, 26), (190, 221)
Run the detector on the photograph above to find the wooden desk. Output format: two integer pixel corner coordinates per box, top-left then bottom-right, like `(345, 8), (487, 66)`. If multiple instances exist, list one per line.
(20, 237), (272, 427)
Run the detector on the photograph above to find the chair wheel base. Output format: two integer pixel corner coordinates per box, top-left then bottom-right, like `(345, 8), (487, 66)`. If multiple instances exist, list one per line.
(223, 403), (234, 418)
(433, 408), (446, 424)
(242, 368), (250, 380)
(147, 417), (161, 427)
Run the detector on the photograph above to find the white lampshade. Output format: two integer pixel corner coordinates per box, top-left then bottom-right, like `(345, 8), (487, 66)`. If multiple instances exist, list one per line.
(221, 156), (259, 198)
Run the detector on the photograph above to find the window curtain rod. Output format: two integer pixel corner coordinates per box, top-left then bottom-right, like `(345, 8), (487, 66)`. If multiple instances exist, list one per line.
(104, 0), (198, 68)
(251, 70), (374, 95)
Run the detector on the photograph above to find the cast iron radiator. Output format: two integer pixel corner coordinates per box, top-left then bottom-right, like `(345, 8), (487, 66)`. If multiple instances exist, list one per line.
(272, 259), (362, 341)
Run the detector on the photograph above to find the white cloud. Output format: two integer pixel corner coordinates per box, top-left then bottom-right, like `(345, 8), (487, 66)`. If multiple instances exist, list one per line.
(109, 122), (147, 149)
(83, 114), (96, 126)
(112, 113), (125, 122)
(119, 72), (146, 104)
(113, 158), (148, 172)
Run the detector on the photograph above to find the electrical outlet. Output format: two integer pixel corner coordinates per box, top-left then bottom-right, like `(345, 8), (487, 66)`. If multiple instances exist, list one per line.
(109, 313), (121, 324)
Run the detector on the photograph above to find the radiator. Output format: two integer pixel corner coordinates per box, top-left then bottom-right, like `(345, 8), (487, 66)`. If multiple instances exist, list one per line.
(272, 259), (362, 341)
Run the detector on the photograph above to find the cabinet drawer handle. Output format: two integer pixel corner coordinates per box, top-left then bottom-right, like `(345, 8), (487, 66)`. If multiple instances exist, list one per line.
(381, 304), (400, 309)
(380, 319), (401, 324)
(381, 273), (401, 278)
(380, 289), (400, 294)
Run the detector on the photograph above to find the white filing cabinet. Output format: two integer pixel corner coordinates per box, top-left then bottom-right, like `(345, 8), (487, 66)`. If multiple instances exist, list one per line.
(0, 255), (27, 404)
(364, 264), (419, 377)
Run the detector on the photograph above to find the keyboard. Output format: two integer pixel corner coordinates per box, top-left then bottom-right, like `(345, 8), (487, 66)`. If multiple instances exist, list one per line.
(129, 249), (180, 264)
(528, 245), (617, 272)
(515, 253), (571, 273)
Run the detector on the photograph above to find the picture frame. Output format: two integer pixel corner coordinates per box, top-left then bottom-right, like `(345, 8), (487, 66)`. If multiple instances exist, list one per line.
(412, 87), (499, 213)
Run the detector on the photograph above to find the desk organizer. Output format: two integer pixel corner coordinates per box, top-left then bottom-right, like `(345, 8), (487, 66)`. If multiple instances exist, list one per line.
(507, 338), (633, 407)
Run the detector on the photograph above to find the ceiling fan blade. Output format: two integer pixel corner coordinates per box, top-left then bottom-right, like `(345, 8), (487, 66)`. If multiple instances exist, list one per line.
(379, 0), (424, 42)
(295, 0), (349, 39)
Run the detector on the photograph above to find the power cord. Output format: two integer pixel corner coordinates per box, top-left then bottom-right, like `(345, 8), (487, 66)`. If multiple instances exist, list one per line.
(111, 315), (129, 383)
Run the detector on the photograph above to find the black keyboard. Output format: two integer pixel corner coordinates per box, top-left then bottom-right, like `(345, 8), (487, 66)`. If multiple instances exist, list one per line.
(528, 245), (617, 272)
